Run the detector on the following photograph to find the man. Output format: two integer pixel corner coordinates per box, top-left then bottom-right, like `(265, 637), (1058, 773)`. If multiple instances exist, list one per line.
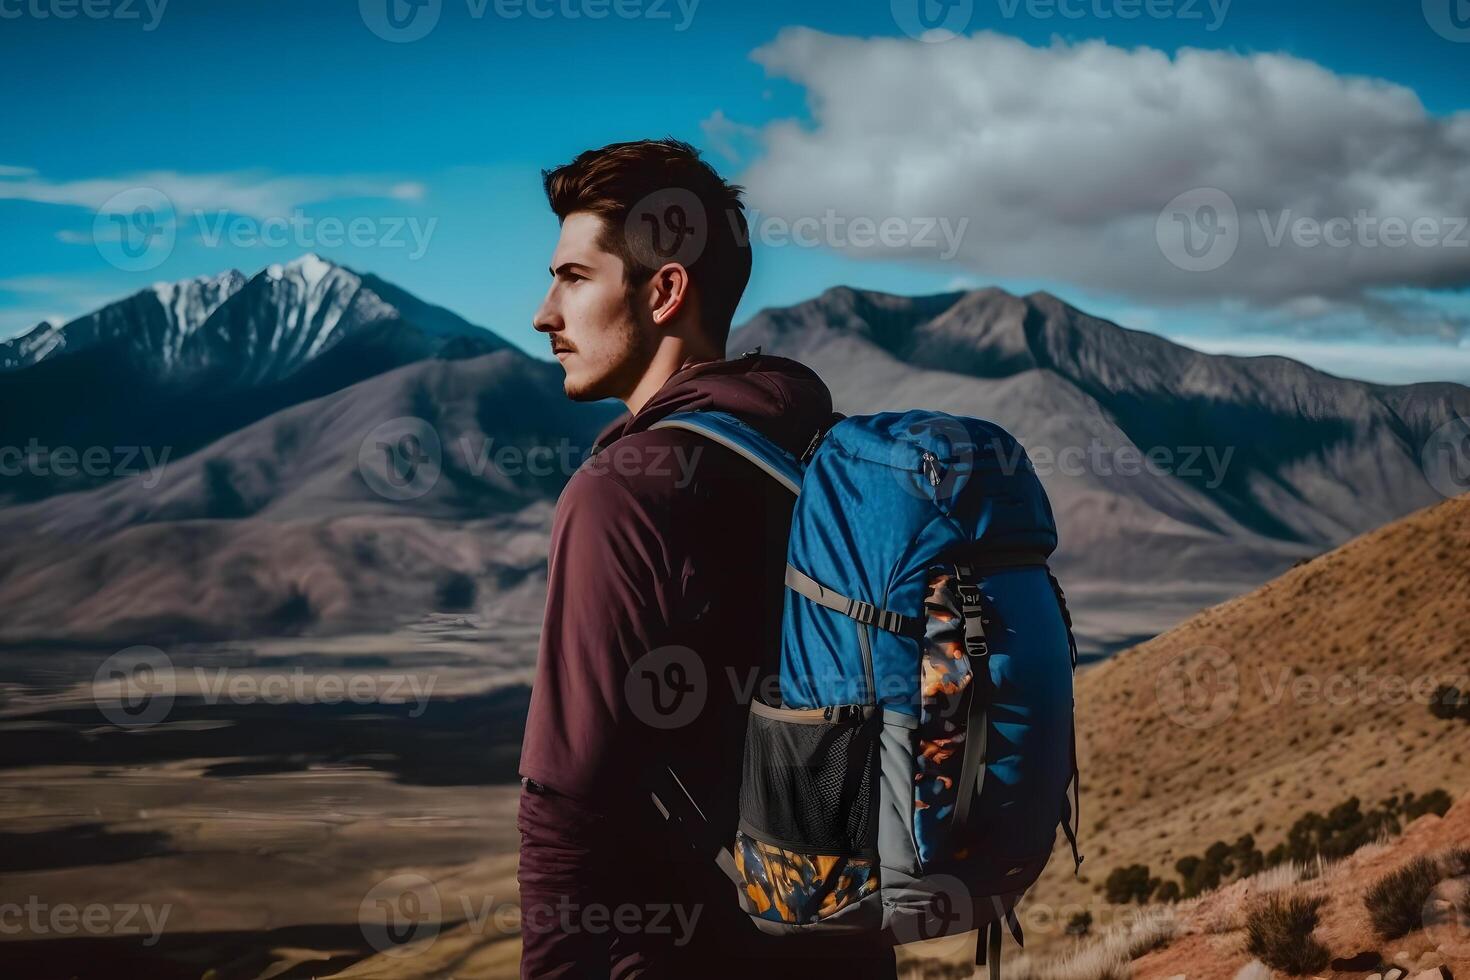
(518, 139), (898, 978)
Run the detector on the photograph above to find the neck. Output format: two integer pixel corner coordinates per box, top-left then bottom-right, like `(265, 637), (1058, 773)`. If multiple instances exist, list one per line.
(623, 331), (722, 415)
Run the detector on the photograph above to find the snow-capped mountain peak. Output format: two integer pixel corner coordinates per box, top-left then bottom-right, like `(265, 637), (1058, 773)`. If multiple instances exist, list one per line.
(231, 254), (379, 378)
(148, 269), (248, 366)
(1, 268), (246, 373)
(1, 255), (501, 382)
(0, 321), (67, 370)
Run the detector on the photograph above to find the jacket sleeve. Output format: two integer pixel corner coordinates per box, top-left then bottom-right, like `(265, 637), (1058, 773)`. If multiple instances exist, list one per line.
(517, 470), (673, 977)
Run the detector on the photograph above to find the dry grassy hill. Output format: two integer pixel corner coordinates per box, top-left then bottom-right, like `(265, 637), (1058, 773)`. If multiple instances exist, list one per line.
(953, 491), (1470, 974)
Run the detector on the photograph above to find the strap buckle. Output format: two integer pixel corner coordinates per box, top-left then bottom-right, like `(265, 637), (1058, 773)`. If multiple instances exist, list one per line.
(953, 567), (989, 658)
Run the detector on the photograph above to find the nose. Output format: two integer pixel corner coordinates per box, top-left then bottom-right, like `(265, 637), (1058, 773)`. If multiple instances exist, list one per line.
(533, 285), (561, 335)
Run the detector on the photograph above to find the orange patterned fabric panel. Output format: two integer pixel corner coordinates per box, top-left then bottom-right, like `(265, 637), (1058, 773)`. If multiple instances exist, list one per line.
(734, 831), (877, 924)
(914, 569), (974, 862)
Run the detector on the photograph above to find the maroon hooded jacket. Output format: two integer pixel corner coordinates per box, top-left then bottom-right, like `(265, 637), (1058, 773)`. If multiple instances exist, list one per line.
(517, 353), (897, 978)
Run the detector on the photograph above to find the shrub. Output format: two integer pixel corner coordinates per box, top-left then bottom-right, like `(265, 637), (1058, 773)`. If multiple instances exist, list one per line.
(1440, 845), (1470, 878)
(1104, 864), (1154, 904)
(435, 571), (477, 611)
(1403, 788), (1452, 821)
(1117, 789), (1454, 904)
(203, 458), (251, 518)
(1174, 833), (1268, 898)
(267, 587), (315, 634)
(1064, 910), (1092, 937)
(1365, 855), (1442, 939)
(1244, 891), (1330, 975)
(1428, 684), (1470, 721)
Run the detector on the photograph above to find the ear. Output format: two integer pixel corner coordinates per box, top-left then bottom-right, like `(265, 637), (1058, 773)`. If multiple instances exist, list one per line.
(647, 262), (691, 327)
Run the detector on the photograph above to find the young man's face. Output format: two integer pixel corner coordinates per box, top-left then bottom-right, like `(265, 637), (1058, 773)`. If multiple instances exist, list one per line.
(534, 211), (653, 403)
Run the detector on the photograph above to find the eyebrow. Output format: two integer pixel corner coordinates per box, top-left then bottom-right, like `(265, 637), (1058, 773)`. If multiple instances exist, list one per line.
(550, 261), (594, 278)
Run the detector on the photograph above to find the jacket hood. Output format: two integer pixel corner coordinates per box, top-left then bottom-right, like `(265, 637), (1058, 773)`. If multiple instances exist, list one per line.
(593, 353), (833, 458)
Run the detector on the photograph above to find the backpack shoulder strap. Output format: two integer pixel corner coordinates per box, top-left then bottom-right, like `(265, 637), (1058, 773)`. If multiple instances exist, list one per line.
(642, 410), (799, 886)
(648, 410), (804, 495)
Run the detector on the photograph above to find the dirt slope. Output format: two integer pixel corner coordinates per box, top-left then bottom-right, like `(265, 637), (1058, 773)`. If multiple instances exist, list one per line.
(1022, 493), (1470, 957)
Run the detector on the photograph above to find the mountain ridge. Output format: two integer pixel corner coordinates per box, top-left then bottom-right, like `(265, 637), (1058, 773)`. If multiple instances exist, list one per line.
(0, 255), (511, 503)
(1, 263), (1466, 652)
(732, 283), (1469, 650)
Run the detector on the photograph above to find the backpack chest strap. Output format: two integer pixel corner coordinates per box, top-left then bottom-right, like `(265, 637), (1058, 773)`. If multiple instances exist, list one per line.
(784, 564), (926, 638)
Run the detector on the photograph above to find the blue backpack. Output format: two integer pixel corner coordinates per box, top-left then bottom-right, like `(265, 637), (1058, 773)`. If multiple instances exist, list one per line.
(649, 408), (1082, 976)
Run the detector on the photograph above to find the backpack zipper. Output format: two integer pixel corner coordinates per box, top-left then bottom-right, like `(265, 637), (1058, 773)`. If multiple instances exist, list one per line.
(921, 451), (942, 487)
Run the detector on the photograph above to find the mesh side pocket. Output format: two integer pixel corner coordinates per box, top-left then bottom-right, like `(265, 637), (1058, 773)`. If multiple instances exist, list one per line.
(738, 704), (878, 855)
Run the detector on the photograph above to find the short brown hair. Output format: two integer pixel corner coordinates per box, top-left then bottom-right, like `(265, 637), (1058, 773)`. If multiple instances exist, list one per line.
(542, 138), (752, 345)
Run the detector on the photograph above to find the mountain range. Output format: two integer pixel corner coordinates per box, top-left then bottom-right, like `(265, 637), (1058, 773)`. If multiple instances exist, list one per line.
(0, 255), (506, 503)
(730, 286), (1470, 650)
(0, 256), (1465, 653)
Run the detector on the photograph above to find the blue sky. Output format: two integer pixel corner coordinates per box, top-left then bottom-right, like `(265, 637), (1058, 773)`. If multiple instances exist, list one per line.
(3, 0), (1470, 382)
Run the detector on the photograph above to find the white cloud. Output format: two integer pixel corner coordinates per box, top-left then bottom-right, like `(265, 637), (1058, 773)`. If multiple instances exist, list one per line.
(0, 169), (428, 219)
(0, 275), (97, 294)
(701, 109), (762, 166)
(738, 29), (1470, 336)
(0, 165), (37, 178)
(1172, 333), (1470, 385)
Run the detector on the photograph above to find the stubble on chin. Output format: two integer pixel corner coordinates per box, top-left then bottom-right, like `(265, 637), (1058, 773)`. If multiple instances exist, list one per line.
(560, 318), (651, 403)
